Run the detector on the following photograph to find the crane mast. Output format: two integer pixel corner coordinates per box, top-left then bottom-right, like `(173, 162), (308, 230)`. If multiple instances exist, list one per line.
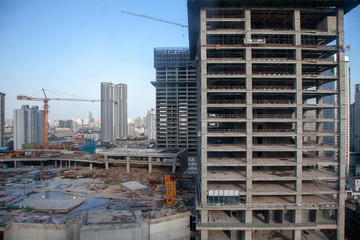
(42, 89), (49, 149)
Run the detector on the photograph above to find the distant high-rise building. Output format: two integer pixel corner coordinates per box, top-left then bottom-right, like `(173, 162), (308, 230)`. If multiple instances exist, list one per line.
(89, 111), (93, 124)
(101, 82), (114, 142)
(101, 82), (127, 142)
(0, 92), (5, 147)
(58, 120), (76, 133)
(14, 105), (44, 150)
(152, 48), (197, 156)
(351, 84), (360, 152)
(114, 83), (128, 139)
(146, 108), (156, 140)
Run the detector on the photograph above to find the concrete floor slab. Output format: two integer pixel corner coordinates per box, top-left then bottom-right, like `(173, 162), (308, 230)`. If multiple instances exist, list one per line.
(16, 198), (84, 211)
(121, 181), (146, 191)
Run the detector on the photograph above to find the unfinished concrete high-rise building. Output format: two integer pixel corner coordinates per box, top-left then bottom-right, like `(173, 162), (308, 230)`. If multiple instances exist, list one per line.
(152, 48), (197, 158)
(187, 0), (358, 239)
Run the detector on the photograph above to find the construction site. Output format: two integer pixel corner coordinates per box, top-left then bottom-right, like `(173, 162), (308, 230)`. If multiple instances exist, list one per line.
(187, 0), (359, 239)
(0, 148), (195, 240)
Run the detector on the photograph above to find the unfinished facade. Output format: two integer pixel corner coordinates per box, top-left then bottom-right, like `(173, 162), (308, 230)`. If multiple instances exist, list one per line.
(152, 48), (198, 160)
(188, 0), (358, 239)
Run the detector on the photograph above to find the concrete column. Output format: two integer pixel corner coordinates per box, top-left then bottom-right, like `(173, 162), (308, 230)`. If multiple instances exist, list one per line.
(126, 155), (130, 172)
(54, 161), (57, 167)
(337, 9), (346, 240)
(172, 157), (177, 173)
(201, 210), (208, 223)
(3, 163), (7, 169)
(245, 210), (252, 224)
(201, 230), (208, 240)
(244, 230), (252, 240)
(105, 161), (109, 170)
(245, 10), (251, 42)
(294, 10), (301, 45)
(68, 160), (71, 169)
(231, 231), (237, 240)
(89, 163), (93, 170)
(60, 160), (63, 168)
(14, 160), (17, 168)
(74, 162), (77, 168)
(200, 8), (208, 207)
(293, 230), (302, 240)
(148, 157), (152, 173)
(201, 209), (208, 240)
(41, 162), (44, 168)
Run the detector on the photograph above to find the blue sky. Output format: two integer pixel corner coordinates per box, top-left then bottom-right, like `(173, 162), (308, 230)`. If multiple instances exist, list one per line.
(0, 1), (359, 120)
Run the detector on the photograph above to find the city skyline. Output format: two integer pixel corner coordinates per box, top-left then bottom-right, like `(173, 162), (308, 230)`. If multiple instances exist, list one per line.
(0, 1), (359, 121)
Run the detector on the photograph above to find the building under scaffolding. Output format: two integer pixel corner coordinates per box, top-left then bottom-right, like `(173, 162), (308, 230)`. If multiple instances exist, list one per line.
(187, 0), (359, 239)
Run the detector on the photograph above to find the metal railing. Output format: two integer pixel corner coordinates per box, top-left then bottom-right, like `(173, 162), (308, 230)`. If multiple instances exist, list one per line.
(252, 86), (294, 90)
(208, 85), (245, 90)
(253, 100), (295, 104)
(253, 114), (293, 119)
(208, 99), (246, 104)
(208, 113), (246, 118)
(252, 129), (295, 133)
(208, 129), (246, 133)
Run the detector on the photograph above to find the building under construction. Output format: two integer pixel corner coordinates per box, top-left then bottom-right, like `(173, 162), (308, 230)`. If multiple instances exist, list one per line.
(152, 48), (198, 166)
(187, 0), (359, 239)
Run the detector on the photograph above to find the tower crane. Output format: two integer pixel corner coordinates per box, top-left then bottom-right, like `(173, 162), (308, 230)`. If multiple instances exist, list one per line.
(121, 11), (188, 28)
(17, 89), (100, 149)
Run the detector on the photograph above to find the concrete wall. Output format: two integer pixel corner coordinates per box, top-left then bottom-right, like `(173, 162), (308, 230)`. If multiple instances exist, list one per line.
(149, 212), (190, 240)
(5, 213), (190, 240)
(81, 225), (144, 240)
(5, 220), (79, 240)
